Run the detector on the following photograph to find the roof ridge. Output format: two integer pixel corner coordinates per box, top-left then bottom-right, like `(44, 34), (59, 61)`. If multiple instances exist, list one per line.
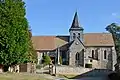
(84, 33), (111, 34)
(32, 36), (56, 37)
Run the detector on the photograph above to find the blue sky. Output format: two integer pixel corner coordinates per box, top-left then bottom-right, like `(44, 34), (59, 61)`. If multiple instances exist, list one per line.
(24, 0), (120, 36)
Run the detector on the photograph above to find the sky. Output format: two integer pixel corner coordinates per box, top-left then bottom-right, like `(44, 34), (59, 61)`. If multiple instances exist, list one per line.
(24, 0), (120, 36)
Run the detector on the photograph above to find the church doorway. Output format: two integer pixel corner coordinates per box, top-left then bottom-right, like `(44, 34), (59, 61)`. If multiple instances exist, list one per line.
(75, 49), (84, 67)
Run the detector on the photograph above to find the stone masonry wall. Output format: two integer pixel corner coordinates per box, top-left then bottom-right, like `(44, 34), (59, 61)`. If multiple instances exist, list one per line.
(84, 47), (116, 70)
(53, 65), (93, 75)
(69, 38), (84, 66)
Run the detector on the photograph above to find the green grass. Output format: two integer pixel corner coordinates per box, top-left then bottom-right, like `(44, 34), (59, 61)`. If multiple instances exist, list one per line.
(57, 74), (77, 79)
(0, 73), (52, 80)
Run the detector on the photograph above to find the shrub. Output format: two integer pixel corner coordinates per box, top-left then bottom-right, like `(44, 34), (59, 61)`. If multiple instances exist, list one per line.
(43, 55), (51, 65)
(59, 56), (62, 64)
(36, 65), (42, 69)
(85, 64), (92, 68)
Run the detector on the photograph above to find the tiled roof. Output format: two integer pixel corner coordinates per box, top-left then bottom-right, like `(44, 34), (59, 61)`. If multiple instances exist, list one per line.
(83, 33), (114, 46)
(31, 36), (69, 51)
(31, 33), (115, 50)
(31, 36), (56, 51)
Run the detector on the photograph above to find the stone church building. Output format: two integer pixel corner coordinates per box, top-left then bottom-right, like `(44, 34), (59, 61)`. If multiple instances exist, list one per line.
(32, 12), (117, 70)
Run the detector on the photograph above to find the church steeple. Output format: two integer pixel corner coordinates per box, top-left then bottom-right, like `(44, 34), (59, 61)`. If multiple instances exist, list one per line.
(69, 12), (83, 31)
(71, 12), (80, 28)
(69, 12), (84, 42)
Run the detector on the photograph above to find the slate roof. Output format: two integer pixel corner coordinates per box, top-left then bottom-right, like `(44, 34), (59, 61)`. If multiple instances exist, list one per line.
(71, 12), (80, 28)
(59, 41), (74, 51)
(31, 33), (115, 51)
(69, 12), (83, 31)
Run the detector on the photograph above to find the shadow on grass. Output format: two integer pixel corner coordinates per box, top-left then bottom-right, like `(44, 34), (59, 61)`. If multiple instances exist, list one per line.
(68, 69), (114, 79)
(108, 72), (120, 80)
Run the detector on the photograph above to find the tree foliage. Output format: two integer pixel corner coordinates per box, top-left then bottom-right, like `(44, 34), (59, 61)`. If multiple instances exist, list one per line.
(106, 23), (120, 57)
(0, 0), (36, 67)
(43, 55), (51, 65)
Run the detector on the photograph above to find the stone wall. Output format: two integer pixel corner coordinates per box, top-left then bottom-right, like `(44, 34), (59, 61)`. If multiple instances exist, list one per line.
(84, 47), (116, 70)
(69, 30), (83, 42)
(69, 38), (84, 66)
(53, 65), (93, 75)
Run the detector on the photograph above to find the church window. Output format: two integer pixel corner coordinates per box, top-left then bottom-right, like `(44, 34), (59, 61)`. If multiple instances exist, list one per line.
(73, 33), (76, 39)
(78, 33), (80, 38)
(92, 50), (94, 58)
(75, 52), (80, 60)
(95, 49), (98, 60)
(104, 50), (107, 59)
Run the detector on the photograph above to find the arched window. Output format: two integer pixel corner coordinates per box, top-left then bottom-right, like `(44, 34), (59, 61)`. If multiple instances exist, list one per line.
(104, 50), (107, 59)
(73, 33), (76, 39)
(75, 52), (80, 60)
(92, 50), (94, 58)
(78, 33), (80, 38)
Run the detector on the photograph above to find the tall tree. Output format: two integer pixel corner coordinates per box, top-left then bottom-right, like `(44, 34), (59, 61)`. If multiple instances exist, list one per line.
(0, 0), (36, 70)
(106, 23), (120, 57)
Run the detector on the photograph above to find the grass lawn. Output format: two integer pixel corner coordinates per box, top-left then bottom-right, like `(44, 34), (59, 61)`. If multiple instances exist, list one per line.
(57, 74), (77, 79)
(0, 73), (55, 80)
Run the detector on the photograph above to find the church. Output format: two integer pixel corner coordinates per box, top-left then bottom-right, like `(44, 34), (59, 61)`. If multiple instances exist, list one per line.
(32, 12), (117, 70)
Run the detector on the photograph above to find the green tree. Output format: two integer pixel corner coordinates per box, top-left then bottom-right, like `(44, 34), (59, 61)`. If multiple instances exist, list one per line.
(106, 23), (120, 57)
(43, 55), (51, 65)
(0, 0), (36, 71)
(28, 29), (37, 63)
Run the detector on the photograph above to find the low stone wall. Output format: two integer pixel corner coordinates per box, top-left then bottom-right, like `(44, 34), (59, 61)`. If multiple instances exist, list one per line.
(53, 65), (93, 75)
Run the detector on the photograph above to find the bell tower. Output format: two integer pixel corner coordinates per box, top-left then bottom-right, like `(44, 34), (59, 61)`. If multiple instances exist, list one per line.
(69, 12), (84, 42)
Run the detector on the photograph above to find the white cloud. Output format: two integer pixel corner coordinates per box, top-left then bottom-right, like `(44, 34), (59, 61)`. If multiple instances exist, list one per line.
(112, 13), (118, 16)
(111, 12), (120, 19)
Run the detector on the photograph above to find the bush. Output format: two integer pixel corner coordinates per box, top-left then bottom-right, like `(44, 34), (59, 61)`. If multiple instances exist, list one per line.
(36, 65), (42, 69)
(59, 56), (62, 64)
(43, 55), (51, 65)
(85, 64), (92, 68)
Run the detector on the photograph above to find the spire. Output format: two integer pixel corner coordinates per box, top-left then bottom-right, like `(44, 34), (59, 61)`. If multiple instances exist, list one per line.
(71, 11), (80, 28)
(69, 11), (83, 31)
